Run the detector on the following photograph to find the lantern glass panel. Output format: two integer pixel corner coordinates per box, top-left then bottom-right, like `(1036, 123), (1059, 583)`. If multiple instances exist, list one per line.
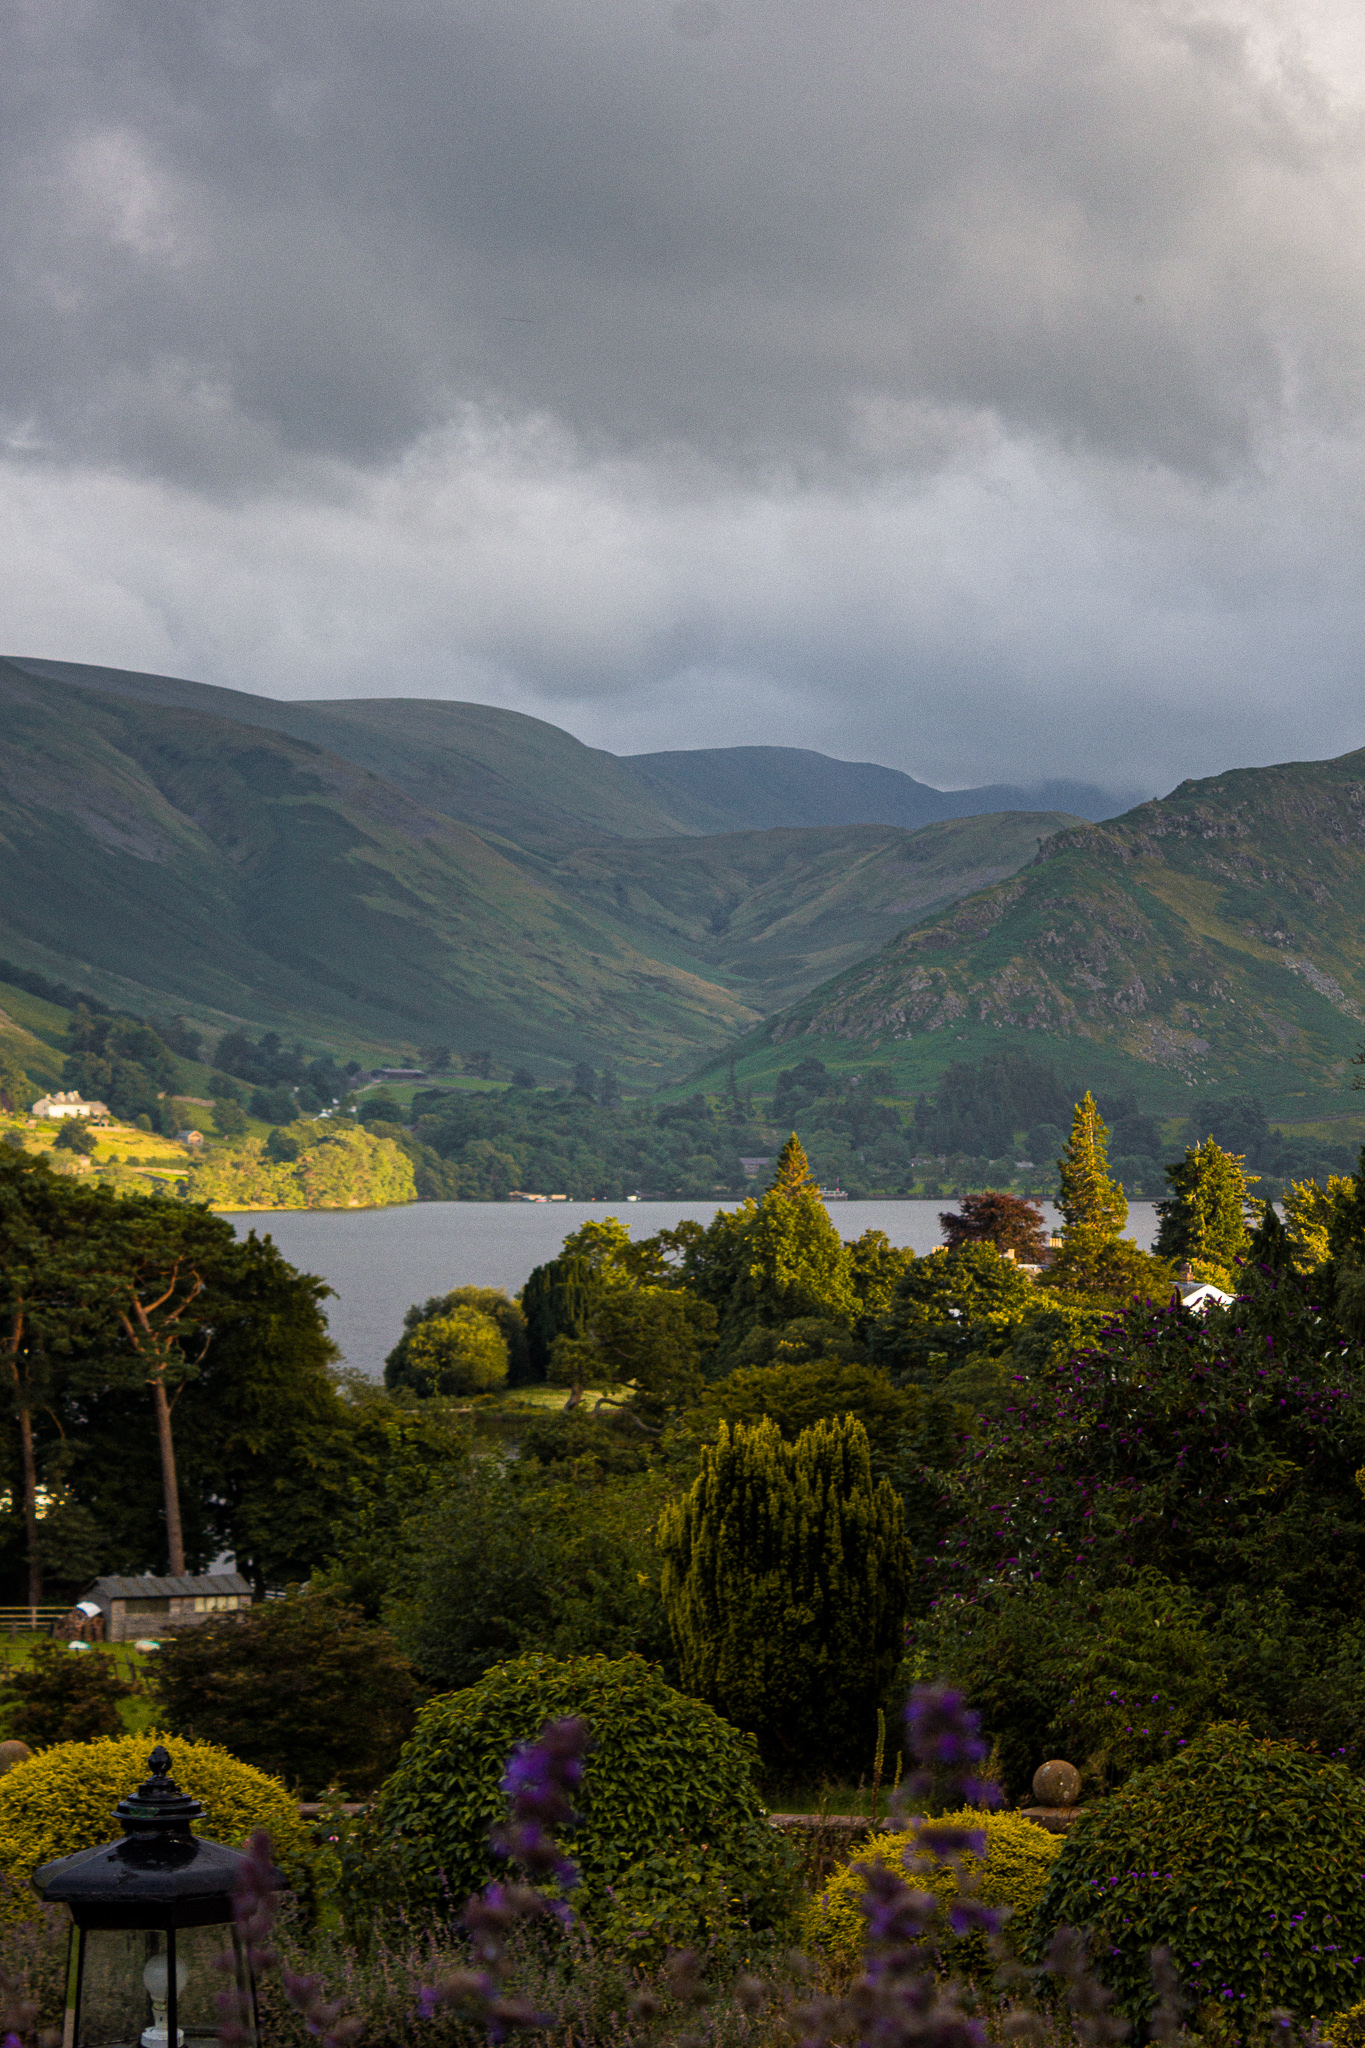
(73, 1925), (249, 2048)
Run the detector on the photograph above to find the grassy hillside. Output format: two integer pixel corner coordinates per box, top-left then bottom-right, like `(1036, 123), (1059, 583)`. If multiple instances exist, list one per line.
(715, 748), (1365, 1123)
(554, 812), (1077, 1011)
(0, 661), (757, 1074)
(5, 659), (747, 851)
(10, 658), (1120, 848)
(0, 661), (1083, 1077)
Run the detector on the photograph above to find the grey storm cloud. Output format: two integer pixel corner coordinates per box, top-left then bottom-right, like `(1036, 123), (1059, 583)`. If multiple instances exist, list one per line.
(4, 0), (1365, 792)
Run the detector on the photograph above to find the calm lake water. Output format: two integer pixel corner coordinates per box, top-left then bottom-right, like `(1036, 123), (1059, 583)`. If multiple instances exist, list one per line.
(228, 1198), (1162, 1378)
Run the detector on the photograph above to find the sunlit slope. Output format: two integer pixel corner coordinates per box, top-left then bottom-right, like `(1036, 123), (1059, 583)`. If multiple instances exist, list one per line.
(555, 812), (1078, 1011)
(751, 751), (1365, 1110)
(0, 662), (755, 1068)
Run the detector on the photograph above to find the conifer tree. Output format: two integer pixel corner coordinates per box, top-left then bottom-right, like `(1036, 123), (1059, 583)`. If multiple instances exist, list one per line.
(657, 1413), (909, 1775)
(768, 1132), (818, 1197)
(1056, 1093), (1127, 1238)
(1155, 1137), (1259, 1278)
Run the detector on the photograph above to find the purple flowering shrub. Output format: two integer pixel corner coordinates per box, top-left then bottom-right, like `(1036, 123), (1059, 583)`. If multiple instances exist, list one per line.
(913, 1254), (1365, 1792)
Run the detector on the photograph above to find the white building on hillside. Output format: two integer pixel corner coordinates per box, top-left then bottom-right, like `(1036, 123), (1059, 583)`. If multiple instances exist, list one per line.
(30, 1091), (109, 1120)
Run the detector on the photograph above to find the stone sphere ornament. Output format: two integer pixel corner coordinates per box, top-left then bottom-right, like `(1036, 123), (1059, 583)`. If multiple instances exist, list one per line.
(1032, 1759), (1081, 1807)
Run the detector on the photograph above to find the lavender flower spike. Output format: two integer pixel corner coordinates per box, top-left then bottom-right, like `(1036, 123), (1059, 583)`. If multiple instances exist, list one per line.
(490, 1715), (588, 1889)
(420, 1715), (591, 2039)
(903, 1685), (1002, 1810)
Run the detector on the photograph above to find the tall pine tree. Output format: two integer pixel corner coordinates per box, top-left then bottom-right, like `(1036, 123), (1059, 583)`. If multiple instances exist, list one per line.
(1057, 1093), (1128, 1237)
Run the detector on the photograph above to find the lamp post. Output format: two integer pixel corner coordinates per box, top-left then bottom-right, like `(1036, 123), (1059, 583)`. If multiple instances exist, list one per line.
(33, 1746), (280, 2048)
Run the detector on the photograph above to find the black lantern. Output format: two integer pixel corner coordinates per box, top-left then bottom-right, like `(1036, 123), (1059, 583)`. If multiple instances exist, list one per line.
(33, 1746), (280, 2048)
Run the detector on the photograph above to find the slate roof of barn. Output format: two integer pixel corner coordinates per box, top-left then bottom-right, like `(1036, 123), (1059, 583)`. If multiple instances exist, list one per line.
(84, 1574), (252, 1599)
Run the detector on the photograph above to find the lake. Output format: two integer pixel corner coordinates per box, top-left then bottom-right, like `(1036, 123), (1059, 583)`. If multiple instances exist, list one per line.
(228, 1198), (1163, 1378)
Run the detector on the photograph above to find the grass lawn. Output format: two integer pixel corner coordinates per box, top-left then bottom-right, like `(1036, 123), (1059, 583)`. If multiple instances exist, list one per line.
(493, 1385), (606, 1411)
(0, 1634), (161, 1739)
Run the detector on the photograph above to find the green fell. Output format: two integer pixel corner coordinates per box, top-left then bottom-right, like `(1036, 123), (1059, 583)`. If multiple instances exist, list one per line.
(734, 748), (1365, 1119)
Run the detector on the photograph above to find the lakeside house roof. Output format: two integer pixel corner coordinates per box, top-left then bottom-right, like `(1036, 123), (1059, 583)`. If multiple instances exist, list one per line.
(83, 1574), (252, 1600)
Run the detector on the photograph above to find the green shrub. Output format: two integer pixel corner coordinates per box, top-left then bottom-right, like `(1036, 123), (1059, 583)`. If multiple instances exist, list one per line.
(149, 1590), (421, 1796)
(0, 1641), (133, 1747)
(804, 1809), (1060, 1974)
(401, 1307), (508, 1394)
(0, 1733), (310, 1918)
(344, 1653), (798, 1958)
(1033, 1722), (1365, 2027)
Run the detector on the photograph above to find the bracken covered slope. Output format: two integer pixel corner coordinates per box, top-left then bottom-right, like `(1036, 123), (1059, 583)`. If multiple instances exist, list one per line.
(756, 750), (1365, 1112)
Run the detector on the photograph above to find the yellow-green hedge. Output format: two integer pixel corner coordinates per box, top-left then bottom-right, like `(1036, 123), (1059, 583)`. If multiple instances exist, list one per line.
(804, 1808), (1061, 1975)
(1325, 1998), (1365, 2047)
(0, 1733), (309, 1918)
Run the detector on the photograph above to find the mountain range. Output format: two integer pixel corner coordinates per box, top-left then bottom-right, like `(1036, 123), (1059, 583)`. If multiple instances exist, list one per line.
(0, 657), (1080, 1076)
(7, 652), (1364, 1128)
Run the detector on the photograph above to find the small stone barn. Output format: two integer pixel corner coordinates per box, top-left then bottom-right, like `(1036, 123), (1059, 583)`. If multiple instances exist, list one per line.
(81, 1573), (252, 1643)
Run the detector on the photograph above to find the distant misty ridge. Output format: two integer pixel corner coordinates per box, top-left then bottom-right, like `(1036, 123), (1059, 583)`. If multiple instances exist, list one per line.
(7, 657), (1142, 834)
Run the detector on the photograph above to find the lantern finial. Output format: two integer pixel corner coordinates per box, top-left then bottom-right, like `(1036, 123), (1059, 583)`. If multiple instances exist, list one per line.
(113, 1746), (206, 1851)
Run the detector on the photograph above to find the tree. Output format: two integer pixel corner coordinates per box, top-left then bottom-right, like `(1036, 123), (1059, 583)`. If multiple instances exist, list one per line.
(1056, 1093), (1127, 1237)
(865, 1242), (1037, 1386)
(677, 1136), (858, 1360)
(1281, 1174), (1354, 1270)
(53, 1120), (96, 1155)
(400, 1306), (508, 1395)
(386, 1286), (530, 1391)
(0, 1154), (109, 1601)
(549, 1284), (715, 1424)
(0, 1050), (30, 1115)
(379, 1458), (676, 1690)
(1155, 1136), (1259, 1279)
(684, 1357), (927, 1464)
(520, 1218), (645, 1377)
(0, 1639), (133, 1746)
(94, 1202), (236, 1575)
(1039, 1230), (1173, 1304)
(150, 1590), (420, 1796)
(938, 1191), (1046, 1260)
(657, 1414), (910, 1775)
(66, 1220), (360, 1591)
(846, 1228), (915, 1320)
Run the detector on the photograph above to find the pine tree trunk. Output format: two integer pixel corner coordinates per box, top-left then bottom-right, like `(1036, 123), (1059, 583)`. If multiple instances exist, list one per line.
(152, 1376), (186, 1575)
(17, 1405), (41, 1606)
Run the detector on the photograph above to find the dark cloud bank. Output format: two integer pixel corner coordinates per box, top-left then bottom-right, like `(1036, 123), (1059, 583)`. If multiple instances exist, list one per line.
(4, 0), (1365, 794)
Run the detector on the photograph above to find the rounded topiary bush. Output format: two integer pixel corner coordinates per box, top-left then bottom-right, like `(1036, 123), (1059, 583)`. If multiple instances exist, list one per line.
(804, 1810), (1060, 1975)
(0, 1732), (310, 1918)
(1033, 1723), (1365, 2026)
(346, 1653), (798, 1957)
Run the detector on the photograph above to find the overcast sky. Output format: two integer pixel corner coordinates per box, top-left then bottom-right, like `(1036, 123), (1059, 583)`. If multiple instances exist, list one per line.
(5, 0), (1365, 795)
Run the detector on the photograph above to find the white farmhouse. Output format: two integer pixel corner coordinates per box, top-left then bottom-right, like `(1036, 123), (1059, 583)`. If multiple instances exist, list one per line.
(30, 1091), (110, 1120)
